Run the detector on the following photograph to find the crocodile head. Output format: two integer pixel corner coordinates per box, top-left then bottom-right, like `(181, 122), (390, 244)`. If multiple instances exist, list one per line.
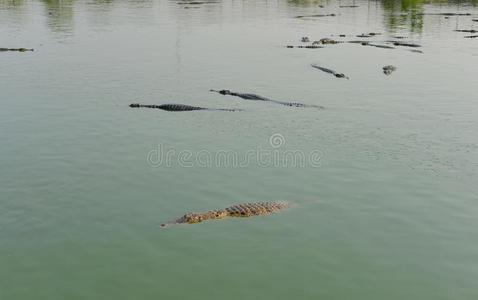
(175, 210), (229, 224)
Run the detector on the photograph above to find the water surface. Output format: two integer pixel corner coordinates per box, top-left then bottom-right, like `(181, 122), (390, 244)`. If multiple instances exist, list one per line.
(1, 0), (478, 299)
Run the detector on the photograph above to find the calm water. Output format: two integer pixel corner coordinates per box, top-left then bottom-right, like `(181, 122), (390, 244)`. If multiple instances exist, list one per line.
(1, 0), (478, 299)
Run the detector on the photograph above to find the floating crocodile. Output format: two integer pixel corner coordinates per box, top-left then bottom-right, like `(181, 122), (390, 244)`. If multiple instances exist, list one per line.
(420, 13), (471, 16)
(295, 13), (336, 18)
(351, 41), (394, 49)
(369, 43), (395, 49)
(129, 103), (240, 112)
(383, 65), (397, 75)
(0, 48), (34, 52)
(339, 5), (358, 8)
(210, 90), (324, 108)
(388, 41), (422, 48)
(473, 19), (478, 22)
(160, 201), (289, 227)
(286, 45), (323, 49)
(311, 64), (349, 79)
(301, 37), (310, 42)
(313, 38), (341, 45)
(455, 29), (478, 33)
(465, 35), (478, 38)
(177, 1), (219, 4)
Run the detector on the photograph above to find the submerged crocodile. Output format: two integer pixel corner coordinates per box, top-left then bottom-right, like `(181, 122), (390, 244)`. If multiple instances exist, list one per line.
(295, 13), (336, 18)
(313, 38), (341, 45)
(160, 201), (289, 227)
(311, 64), (349, 79)
(389, 41), (422, 48)
(177, 1), (219, 4)
(455, 29), (478, 33)
(210, 90), (324, 108)
(383, 65), (397, 75)
(286, 45), (323, 49)
(420, 13), (471, 16)
(0, 48), (34, 52)
(129, 103), (239, 112)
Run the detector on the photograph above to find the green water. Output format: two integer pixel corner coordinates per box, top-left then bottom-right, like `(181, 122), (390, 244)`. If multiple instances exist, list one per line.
(1, 0), (478, 299)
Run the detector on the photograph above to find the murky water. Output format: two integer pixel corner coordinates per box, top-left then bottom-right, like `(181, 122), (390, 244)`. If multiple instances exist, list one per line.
(1, 0), (478, 299)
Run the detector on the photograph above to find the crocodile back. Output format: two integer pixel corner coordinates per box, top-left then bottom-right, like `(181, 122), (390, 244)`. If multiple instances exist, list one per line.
(158, 104), (205, 111)
(225, 202), (288, 217)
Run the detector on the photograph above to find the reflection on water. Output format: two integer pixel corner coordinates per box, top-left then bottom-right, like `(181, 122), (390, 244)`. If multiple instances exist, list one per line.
(41, 0), (75, 38)
(1, 0), (477, 36)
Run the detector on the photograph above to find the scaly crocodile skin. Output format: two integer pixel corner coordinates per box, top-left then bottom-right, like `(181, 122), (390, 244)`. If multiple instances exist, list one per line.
(161, 202), (288, 227)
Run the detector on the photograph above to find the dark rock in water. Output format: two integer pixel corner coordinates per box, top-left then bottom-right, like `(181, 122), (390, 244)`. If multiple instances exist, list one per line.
(455, 29), (477, 33)
(301, 37), (310, 42)
(311, 64), (349, 79)
(0, 48), (34, 52)
(129, 103), (239, 112)
(295, 13), (336, 18)
(210, 90), (323, 108)
(383, 65), (397, 75)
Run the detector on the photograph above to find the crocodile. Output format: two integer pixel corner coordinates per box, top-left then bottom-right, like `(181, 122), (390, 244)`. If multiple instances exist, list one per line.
(465, 35), (478, 38)
(369, 43), (395, 49)
(286, 45), (323, 49)
(455, 29), (478, 33)
(311, 64), (349, 79)
(383, 65), (397, 75)
(295, 13), (336, 18)
(313, 38), (341, 45)
(420, 13), (471, 16)
(356, 34), (373, 38)
(129, 103), (239, 112)
(390, 41), (422, 48)
(210, 90), (324, 108)
(301, 37), (310, 42)
(0, 48), (34, 52)
(160, 201), (289, 227)
(177, 1), (219, 4)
